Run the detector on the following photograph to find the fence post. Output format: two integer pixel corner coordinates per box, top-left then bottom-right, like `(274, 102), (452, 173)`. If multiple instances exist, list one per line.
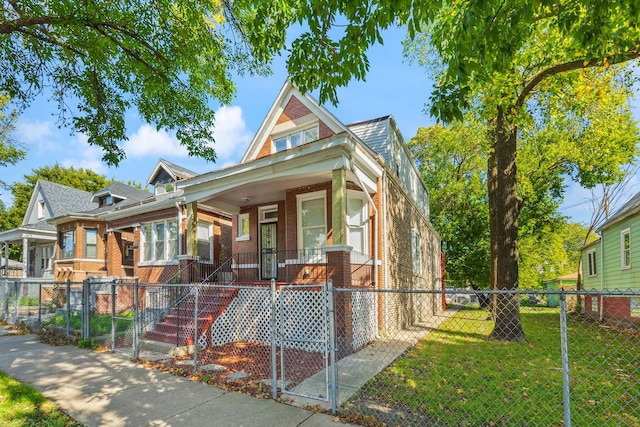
(37, 283), (42, 327)
(193, 285), (198, 373)
(133, 279), (139, 360)
(65, 279), (71, 337)
(82, 279), (90, 340)
(13, 280), (18, 326)
(271, 278), (278, 399)
(328, 278), (338, 414)
(559, 290), (572, 427)
(111, 282), (116, 353)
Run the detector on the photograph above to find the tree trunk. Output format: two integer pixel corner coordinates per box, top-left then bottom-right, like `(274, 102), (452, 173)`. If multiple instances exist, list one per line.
(488, 107), (525, 341)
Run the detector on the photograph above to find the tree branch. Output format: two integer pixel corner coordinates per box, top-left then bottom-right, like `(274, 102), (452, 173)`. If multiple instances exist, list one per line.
(516, 46), (640, 107)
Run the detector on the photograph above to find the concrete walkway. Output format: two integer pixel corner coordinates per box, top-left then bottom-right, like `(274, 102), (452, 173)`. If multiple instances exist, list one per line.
(0, 325), (357, 427)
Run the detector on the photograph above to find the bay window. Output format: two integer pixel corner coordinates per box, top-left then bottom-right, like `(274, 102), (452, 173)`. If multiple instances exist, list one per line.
(141, 219), (178, 263)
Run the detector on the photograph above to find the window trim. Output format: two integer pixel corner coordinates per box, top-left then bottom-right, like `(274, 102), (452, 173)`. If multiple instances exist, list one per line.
(411, 228), (423, 276)
(586, 249), (597, 277)
(197, 220), (213, 261)
(60, 230), (75, 259)
(296, 190), (327, 250)
(84, 228), (98, 259)
(347, 190), (369, 255)
(237, 213), (250, 241)
(273, 125), (319, 152)
(140, 219), (179, 265)
(621, 228), (631, 270)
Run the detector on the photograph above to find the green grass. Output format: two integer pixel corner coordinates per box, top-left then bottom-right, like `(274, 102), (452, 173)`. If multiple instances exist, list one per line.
(0, 370), (82, 426)
(43, 311), (133, 336)
(344, 308), (639, 426)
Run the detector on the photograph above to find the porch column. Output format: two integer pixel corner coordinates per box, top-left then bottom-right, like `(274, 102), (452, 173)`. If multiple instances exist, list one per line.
(3, 242), (8, 278)
(186, 202), (198, 256)
(22, 237), (28, 278)
(326, 245), (354, 354)
(332, 168), (347, 245)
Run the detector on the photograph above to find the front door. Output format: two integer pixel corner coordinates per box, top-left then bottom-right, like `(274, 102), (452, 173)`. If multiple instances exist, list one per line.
(260, 222), (277, 279)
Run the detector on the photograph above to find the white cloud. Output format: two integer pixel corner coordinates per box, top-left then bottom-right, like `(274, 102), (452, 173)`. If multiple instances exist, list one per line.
(210, 106), (253, 163)
(60, 134), (109, 175)
(123, 124), (187, 158)
(15, 118), (56, 150)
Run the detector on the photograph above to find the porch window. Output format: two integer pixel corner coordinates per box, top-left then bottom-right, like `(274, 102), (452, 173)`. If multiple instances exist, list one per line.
(347, 192), (369, 254)
(237, 213), (250, 241)
(587, 249), (597, 276)
(274, 126), (319, 152)
(411, 228), (422, 276)
(141, 219), (178, 263)
(297, 191), (327, 250)
(197, 221), (212, 260)
(621, 228), (631, 269)
(85, 229), (98, 259)
(40, 245), (54, 270)
(60, 230), (75, 259)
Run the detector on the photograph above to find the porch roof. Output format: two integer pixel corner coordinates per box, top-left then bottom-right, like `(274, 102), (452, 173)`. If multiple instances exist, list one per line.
(178, 133), (383, 212)
(0, 225), (56, 245)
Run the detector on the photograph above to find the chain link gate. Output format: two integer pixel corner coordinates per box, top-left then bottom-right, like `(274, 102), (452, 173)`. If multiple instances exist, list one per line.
(278, 282), (331, 403)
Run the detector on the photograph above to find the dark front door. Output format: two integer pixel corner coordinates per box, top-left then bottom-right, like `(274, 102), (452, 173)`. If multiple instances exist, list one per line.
(260, 222), (277, 280)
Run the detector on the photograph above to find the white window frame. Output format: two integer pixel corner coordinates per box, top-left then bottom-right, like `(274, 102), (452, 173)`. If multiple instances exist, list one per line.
(61, 230), (75, 259)
(411, 228), (422, 276)
(197, 221), (213, 261)
(237, 213), (250, 241)
(37, 201), (45, 219)
(140, 219), (179, 264)
(273, 125), (319, 152)
(587, 249), (597, 277)
(347, 191), (369, 255)
(621, 228), (631, 270)
(297, 191), (327, 250)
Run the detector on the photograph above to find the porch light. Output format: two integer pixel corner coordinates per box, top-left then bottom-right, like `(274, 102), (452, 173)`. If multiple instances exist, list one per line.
(241, 196), (251, 203)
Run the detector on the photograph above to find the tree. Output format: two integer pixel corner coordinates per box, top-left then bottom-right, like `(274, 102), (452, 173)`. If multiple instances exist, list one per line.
(0, 1), (269, 165)
(404, 3), (640, 340)
(0, 93), (25, 174)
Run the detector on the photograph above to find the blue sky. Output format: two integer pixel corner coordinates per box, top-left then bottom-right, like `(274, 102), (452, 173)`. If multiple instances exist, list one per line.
(1, 26), (638, 226)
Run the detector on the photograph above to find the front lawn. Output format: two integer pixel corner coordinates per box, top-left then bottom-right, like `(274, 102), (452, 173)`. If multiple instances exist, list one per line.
(342, 307), (639, 426)
(0, 370), (82, 426)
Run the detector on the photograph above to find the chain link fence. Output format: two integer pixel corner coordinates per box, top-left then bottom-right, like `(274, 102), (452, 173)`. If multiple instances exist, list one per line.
(2, 277), (638, 426)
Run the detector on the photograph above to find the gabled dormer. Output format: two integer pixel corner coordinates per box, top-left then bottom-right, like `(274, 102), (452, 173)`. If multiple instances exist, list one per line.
(241, 81), (350, 163)
(91, 182), (150, 209)
(147, 159), (197, 195)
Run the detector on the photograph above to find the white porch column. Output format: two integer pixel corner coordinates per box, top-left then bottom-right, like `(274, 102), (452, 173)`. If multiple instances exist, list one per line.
(3, 242), (8, 278)
(22, 237), (28, 278)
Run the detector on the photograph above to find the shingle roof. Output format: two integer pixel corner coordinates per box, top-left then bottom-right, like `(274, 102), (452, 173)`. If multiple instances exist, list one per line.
(85, 182), (152, 214)
(37, 180), (97, 219)
(599, 191), (640, 231)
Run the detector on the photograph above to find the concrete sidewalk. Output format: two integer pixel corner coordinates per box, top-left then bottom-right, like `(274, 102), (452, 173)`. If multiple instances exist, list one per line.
(0, 325), (357, 427)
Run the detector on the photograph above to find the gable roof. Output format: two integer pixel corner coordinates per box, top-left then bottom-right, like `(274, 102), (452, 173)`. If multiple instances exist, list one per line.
(91, 181), (150, 205)
(598, 191), (640, 231)
(22, 180), (97, 230)
(241, 80), (358, 163)
(146, 158), (197, 186)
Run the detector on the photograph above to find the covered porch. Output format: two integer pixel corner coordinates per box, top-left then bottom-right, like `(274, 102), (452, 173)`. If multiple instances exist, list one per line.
(0, 227), (56, 280)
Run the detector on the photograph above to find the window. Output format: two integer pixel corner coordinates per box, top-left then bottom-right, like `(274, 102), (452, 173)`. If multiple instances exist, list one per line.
(40, 245), (54, 270)
(99, 195), (113, 207)
(60, 230), (75, 259)
(274, 126), (319, 152)
(411, 228), (422, 276)
(197, 221), (212, 260)
(621, 228), (631, 269)
(37, 201), (45, 219)
(141, 220), (178, 263)
(591, 296), (599, 312)
(297, 191), (327, 250)
(347, 192), (369, 254)
(587, 249), (597, 276)
(237, 213), (250, 241)
(124, 242), (134, 261)
(631, 298), (640, 318)
(85, 229), (98, 259)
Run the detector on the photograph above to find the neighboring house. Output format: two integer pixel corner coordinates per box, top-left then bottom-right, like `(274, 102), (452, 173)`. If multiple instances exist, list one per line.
(0, 259), (23, 278)
(544, 272), (578, 309)
(0, 180), (97, 280)
(581, 192), (640, 322)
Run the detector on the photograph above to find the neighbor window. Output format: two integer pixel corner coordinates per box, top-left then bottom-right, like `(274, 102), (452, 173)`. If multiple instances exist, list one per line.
(60, 230), (75, 259)
(411, 228), (422, 276)
(140, 219), (178, 263)
(347, 192), (369, 254)
(591, 296), (599, 312)
(621, 228), (631, 269)
(38, 201), (45, 219)
(274, 126), (319, 152)
(297, 191), (327, 250)
(85, 229), (98, 259)
(237, 213), (250, 241)
(587, 249), (597, 276)
(631, 298), (640, 318)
